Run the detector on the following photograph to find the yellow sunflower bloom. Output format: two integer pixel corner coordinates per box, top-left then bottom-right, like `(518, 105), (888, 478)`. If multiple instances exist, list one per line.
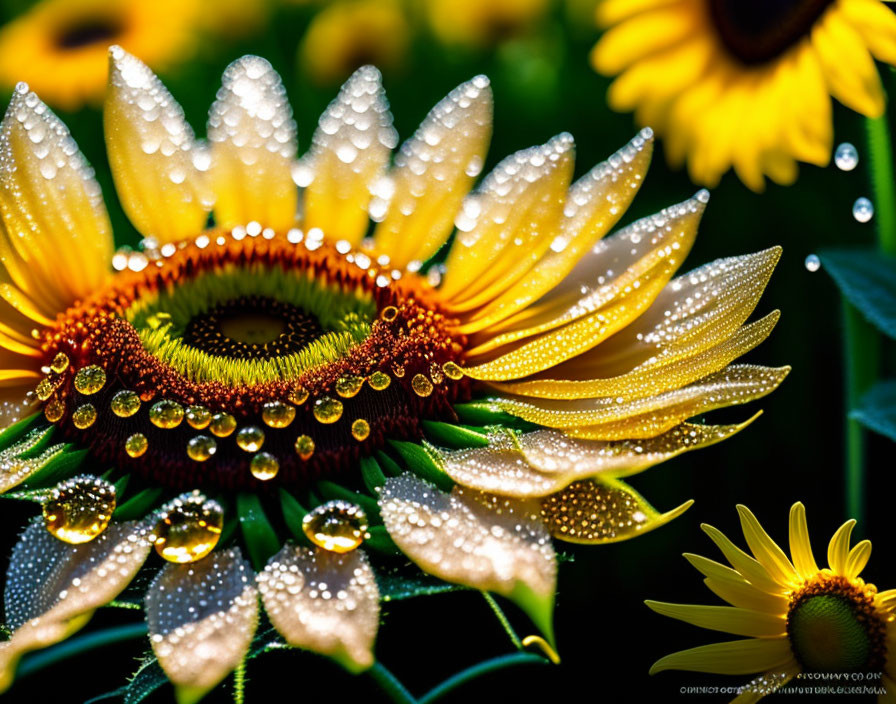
(0, 47), (788, 698)
(649, 503), (896, 701)
(591, 0), (896, 191)
(0, 0), (201, 112)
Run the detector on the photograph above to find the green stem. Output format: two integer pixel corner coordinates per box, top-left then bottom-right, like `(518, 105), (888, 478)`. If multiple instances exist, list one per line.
(865, 115), (896, 255)
(367, 662), (417, 704)
(233, 657), (246, 704)
(418, 653), (547, 704)
(17, 622), (147, 678)
(481, 592), (522, 649)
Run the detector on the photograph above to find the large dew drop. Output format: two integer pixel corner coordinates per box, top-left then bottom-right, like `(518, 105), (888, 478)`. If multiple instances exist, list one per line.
(834, 143), (859, 171)
(853, 197), (874, 223)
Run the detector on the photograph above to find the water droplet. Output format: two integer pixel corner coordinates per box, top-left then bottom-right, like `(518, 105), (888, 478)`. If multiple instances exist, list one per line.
(149, 399), (184, 429)
(74, 365), (106, 395)
(236, 425), (265, 451)
(335, 375), (364, 398)
(804, 254), (821, 272)
(110, 390), (141, 418)
(72, 403), (97, 429)
(154, 491), (223, 563)
(210, 412), (237, 437)
(351, 418), (370, 441)
(262, 401), (295, 428)
(411, 374), (433, 397)
(302, 500), (369, 553)
(289, 385), (309, 405)
(835, 142), (859, 171)
(50, 352), (69, 374)
(380, 306), (398, 322)
(250, 452), (279, 480)
(187, 435), (217, 462)
(313, 396), (343, 424)
(36, 377), (55, 401)
(125, 433), (148, 458)
(295, 434), (315, 460)
(442, 361), (464, 380)
(43, 475), (116, 544)
(186, 405), (211, 429)
(853, 197), (874, 223)
(44, 398), (64, 422)
(368, 371), (391, 390)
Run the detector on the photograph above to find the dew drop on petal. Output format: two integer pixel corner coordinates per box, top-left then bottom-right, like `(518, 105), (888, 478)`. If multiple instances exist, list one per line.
(834, 142), (859, 171)
(153, 491), (223, 563)
(853, 197), (874, 223)
(43, 475), (116, 544)
(302, 500), (368, 553)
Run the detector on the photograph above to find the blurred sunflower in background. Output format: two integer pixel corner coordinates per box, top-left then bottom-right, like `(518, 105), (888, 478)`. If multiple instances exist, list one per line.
(591, 0), (896, 191)
(0, 37), (790, 699)
(649, 503), (896, 700)
(424, 0), (551, 48)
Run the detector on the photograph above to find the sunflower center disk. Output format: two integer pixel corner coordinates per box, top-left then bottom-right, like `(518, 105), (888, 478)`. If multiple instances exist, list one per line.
(35, 232), (470, 492)
(55, 18), (123, 50)
(787, 576), (887, 673)
(708, 0), (834, 64)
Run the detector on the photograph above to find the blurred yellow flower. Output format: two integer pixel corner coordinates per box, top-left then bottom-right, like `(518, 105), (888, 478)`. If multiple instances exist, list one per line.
(0, 0), (201, 111)
(299, 0), (410, 84)
(426, 0), (551, 47)
(591, 0), (896, 191)
(197, 0), (271, 40)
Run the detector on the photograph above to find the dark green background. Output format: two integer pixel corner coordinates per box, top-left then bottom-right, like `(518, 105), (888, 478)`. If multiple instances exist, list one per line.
(0, 1), (893, 701)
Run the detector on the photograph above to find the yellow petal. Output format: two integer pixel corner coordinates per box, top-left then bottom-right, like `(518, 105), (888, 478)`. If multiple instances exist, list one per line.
(736, 505), (797, 588)
(440, 134), (574, 305)
(373, 76), (492, 269)
(827, 519), (856, 575)
(458, 129), (653, 334)
(379, 475), (556, 641)
(649, 637), (794, 675)
(105, 47), (212, 245)
(541, 477), (692, 544)
(701, 523), (787, 595)
(0, 84), (112, 308)
(208, 56), (297, 231)
(595, 0), (683, 28)
(703, 577), (791, 614)
(733, 668), (798, 702)
(840, 0), (896, 65)
(788, 502), (819, 581)
(684, 553), (750, 585)
(844, 539), (871, 580)
(0, 521), (152, 692)
(645, 601), (786, 638)
(146, 548), (258, 704)
(257, 545), (379, 673)
(303, 66), (396, 246)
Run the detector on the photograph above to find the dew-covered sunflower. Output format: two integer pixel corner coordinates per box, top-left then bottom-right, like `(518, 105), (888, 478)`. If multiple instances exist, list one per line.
(648, 503), (896, 700)
(591, 0), (896, 191)
(0, 0), (200, 111)
(0, 47), (788, 700)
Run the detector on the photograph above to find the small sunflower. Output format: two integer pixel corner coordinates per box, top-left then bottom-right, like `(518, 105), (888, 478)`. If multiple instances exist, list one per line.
(0, 48), (788, 699)
(648, 503), (896, 700)
(591, 0), (896, 191)
(0, 0), (200, 111)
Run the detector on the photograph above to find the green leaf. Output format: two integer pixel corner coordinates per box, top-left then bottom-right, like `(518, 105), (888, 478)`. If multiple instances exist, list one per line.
(237, 493), (281, 571)
(364, 526), (402, 556)
(125, 656), (169, 704)
(387, 440), (454, 492)
(279, 489), (309, 544)
(375, 450), (403, 477)
(360, 455), (387, 493)
(820, 249), (896, 339)
(0, 413), (44, 451)
(21, 446), (88, 488)
(374, 562), (466, 601)
(421, 421), (490, 449)
(851, 379), (896, 442)
(114, 488), (164, 520)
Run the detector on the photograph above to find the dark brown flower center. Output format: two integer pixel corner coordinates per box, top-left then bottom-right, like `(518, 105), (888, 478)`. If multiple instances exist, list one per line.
(55, 17), (123, 50)
(708, 0), (834, 64)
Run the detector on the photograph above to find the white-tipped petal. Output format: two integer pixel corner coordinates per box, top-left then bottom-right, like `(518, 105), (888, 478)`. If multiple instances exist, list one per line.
(0, 521), (152, 692)
(379, 475), (556, 640)
(257, 545), (379, 673)
(145, 548), (258, 704)
(208, 56), (297, 231)
(0, 425), (64, 494)
(303, 66), (396, 246)
(105, 47), (213, 244)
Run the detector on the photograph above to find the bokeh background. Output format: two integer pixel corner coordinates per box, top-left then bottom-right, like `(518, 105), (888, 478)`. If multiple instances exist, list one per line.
(0, 0), (892, 701)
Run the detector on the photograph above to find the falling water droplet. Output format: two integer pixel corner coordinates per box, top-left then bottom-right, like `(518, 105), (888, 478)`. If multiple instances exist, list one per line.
(43, 475), (116, 544)
(804, 254), (821, 272)
(302, 500), (369, 553)
(853, 197), (874, 223)
(834, 142), (859, 171)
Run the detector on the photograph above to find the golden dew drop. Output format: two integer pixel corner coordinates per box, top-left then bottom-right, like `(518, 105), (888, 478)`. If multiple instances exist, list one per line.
(44, 398), (65, 422)
(442, 361), (464, 380)
(262, 401), (295, 428)
(368, 371), (391, 390)
(351, 418), (370, 441)
(125, 432), (148, 458)
(187, 435), (217, 462)
(313, 396), (343, 424)
(295, 434), (315, 460)
(250, 452), (279, 480)
(209, 412), (237, 437)
(153, 491), (223, 564)
(49, 352), (69, 374)
(72, 403), (97, 429)
(411, 374), (433, 397)
(302, 500), (369, 553)
(236, 426), (265, 452)
(110, 390), (141, 418)
(335, 375), (364, 398)
(74, 365), (106, 395)
(149, 399), (184, 429)
(288, 385), (309, 405)
(43, 475), (116, 544)
(186, 405), (212, 429)
(36, 377), (56, 401)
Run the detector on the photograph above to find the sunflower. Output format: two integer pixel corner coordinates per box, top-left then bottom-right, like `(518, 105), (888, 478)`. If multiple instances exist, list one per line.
(648, 503), (896, 700)
(591, 0), (896, 191)
(0, 47), (788, 700)
(0, 0), (200, 111)
(425, 0), (551, 47)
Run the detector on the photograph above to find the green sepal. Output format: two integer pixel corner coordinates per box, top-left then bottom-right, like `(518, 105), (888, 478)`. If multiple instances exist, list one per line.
(375, 450), (403, 477)
(453, 402), (537, 431)
(20, 446), (87, 488)
(316, 480), (380, 520)
(360, 455), (387, 493)
(820, 248), (896, 339)
(114, 488), (164, 520)
(387, 440), (453, 492)
(509, 583), (556, 649)
(421, 420), (490, 449)
(237, 493), (281, 571)
(279, 489), (310, 544)
(113, 474), (131, 498)
(851, 379), (896, 442)
(0, 413), (44, 451)
(364, 526), (401, 556)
